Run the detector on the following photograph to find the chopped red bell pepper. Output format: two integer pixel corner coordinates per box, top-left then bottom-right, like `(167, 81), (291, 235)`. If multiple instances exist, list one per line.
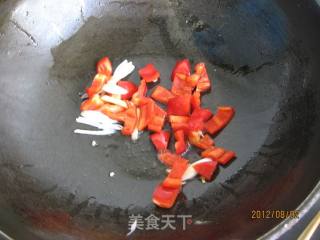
(147, 102), (167, 132)
(191, 108), (213, 122)
(191, 91), (201, 109)
(205, 106), (235, 135)
(171, 77), (193, 96)
(137, 104), (148, 130)
(216, 151), (236, 165)
(201, 146), (225, 160)
(168, 115), (190, 124)
(100, 108), (126, 122)
(188, 131), (214, 149)
(151, 85), (175, 104)
(171, 59), (191, 81)
(167, 95), (191, 116)
(80, 94), (104, 111)
(188, 116), (205, 131)
(117, 81), (138, 100)
(158, 150), (181, 167)
(96, 57), (112, 77)
(122, 103), (138, 135)
(132, 80), (148, 106)
(186, 73), (201, 88)
(152, 184), (181, 209)
(194, 62), (211, 92)
(99, 102), (125, 113)
(162, 157), (189, 188)
(170, 122), (189, 132)
(86, 73), (108, 98)
(174, 130), (187, 154)
(139, 64), (160, 83)
(150, 131), (171, 152)
(193, 160), (218, 181)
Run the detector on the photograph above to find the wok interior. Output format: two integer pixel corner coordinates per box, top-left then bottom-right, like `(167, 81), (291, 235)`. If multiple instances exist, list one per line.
(0, 0), (319, 239)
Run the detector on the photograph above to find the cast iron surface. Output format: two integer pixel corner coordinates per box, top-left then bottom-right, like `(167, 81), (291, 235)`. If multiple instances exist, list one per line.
(0, 0), (319, 239)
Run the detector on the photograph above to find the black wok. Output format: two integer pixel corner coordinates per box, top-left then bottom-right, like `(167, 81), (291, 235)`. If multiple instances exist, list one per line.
(0, 0), (319, 239)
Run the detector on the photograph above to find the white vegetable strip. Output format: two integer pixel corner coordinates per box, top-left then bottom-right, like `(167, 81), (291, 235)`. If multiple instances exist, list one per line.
(103, 59), (135, 95)
(76, 117), (106, 130)
(101, 95), (128, 108)
(74, 129), (118, 136)
(103, 84), (128, 95)
(81, 111), (118, 124)
(131, 128), (139, 141)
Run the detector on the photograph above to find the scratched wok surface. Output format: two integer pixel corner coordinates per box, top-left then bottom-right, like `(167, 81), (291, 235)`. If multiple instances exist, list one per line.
(0, 0), (320, 239)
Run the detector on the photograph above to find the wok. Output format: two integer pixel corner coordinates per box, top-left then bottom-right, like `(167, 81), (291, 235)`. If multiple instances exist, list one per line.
(0, 0), (319, 239)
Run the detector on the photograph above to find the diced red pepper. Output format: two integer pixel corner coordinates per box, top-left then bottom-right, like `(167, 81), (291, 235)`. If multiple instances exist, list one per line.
(122, 103), (138, 135)
(186, 73), (201, 88)
(167, 95), (191, 116)
(217, 151), (236, 165)
(193, 160), (218, 181)
(174, 130), (187, 154)
(201, 146), (225, 160)
(158, 150), (181, 167)
(96, 57), (112, 77)
(148, 101), (167, 132)
(188, 116), (205, 131)
(162, 157), (188, 188)
(137, 104), (148, 130)
(195, 62), (211, 92)
(168, 115), (190, 124)
(191, 91), (201, 109)
(99, 103), (125, 113)
(117, 81), (138, 100)
(191, 108), (213, 122)
(152, 184), (181, 209)
(188, 131), (214, 150)
(150, 131), (171, 152)
(171, 122), (189, 132)
(171, 59), (191, 81)
(205, 106), (235, 135)
(139, 64), (160, 83)
(132, 80), (148, 106)
(80, 94), (104, 111)
(151, 86), (175, 104)
(171, 77), (193, 96)
(86, 74), (108, 98)
(100, 109), (126, 122)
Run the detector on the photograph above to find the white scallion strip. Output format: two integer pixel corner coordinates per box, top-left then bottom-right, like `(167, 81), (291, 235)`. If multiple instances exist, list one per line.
(81, 111), (118, 124)
(101, 95), (128, 108)
(74, 129), (118, 136)
(103, 59), (135, 95)
(103, 84), (128, 95)
(76, 117), (106, 130)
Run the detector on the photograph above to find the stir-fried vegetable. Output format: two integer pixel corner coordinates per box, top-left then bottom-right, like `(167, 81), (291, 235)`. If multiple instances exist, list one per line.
(74, 56), (237, 209)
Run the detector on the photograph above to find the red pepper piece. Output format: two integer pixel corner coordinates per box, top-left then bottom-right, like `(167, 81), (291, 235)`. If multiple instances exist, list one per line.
(96, 57), (112, 77)
(152, 184), (181, 209)
(117, 81), (138, 100)
(205, 106), (235, 135)
(150, 131), (171, 152)
(195, 62), (211, 92)
(188, 131), (215, 150)
(171, 122), (189, 132)
(193, 160), (218, 181)
(191, 91), (201, 109)
(122, 103), (138, 136)
(80, 94), (104, 111)
(100, 108), (126, 122)
(148, 101), (167, 132)
(86, 74), (108, 98)
(171, 59), (191, 81)
(151, 86), (175, 104)
(169, 115), (190, 124)
(167, 95), (191, 116)
(158, 150), (181, 167)
(99, 103), (125, 114)
(132, 80), (148, 106)
(171, 77), (193, 96)
(217, 151), (236, 165)
(201, 146), (225, 160)
(188, 116), (205, 131)
(163, 157), (189, 188)
(191, 108), (213, 122)
(139, 64), (160, 83)
(186, 73), (201, 88)
(137, 104), (148, 130)
(174, 130), (187, 154)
